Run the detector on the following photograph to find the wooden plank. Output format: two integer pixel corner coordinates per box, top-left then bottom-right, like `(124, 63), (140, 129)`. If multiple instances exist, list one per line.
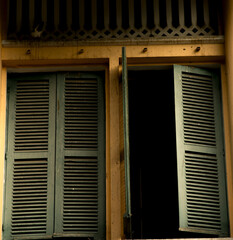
(66, 0), (72, 29)
(1, 44), (225, 61)
(54, 0), (59, 30)
(0, 68), (6, 240)
(221, 65), (233, 238)
(166, 0), (172, 27)
(141, 0), (147, 29)
(109, 56), (121, 240)
(92, 0), (97, 30)
(203, 0), (210, 26)
(116, 0), (122, 29)
(154, 0), (160, 27)
(0, 6), (4, 239)
(1, 0), (8, 40)
(191, 0), (197, 26)
(178, 0), (184, 26)
(223, 0), (233, 234)
(16, 0), (22, 32)
(105, 66), (111, 240)
(104, 0), (109, 29)
(42, 0), (47, 28)
(128, 0), (134, 29)
(29, 0), (35, 31)
(79, 0), (85, 30)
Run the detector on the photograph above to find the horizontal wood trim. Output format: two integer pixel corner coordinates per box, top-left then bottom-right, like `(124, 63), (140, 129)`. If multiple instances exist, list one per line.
(1, 44), (225, 66)
(2, 36), (225, 47)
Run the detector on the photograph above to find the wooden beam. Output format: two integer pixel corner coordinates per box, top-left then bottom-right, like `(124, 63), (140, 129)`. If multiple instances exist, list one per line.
(1, 44), (225, 65)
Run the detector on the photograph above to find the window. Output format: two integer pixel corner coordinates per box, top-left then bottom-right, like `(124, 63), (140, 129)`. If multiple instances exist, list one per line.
(122, 62), (229, 238)
(3, 72), (106, 240)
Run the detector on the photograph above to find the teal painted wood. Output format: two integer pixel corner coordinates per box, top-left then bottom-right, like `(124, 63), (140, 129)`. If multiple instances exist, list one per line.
(54, 72), (106, 240)
(122, 47), (131, 217)
(4, 72), (105, 240)
(3, 74), (56, 240)
(174, 65), (229, 236)
(122, 47), (132, 238)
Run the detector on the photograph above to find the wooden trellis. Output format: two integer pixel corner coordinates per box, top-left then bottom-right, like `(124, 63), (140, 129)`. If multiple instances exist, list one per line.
(7, 0), (221, 41)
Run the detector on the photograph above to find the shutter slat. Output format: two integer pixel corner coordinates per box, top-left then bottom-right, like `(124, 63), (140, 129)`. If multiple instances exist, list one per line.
(181, 70), (217, 147)
(11, 158), (48, 236)
(64, 78), (98, 150)
(63, 156), (99, 233)
(14, 80), (49, 152)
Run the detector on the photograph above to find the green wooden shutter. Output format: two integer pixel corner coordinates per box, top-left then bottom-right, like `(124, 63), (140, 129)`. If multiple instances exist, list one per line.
(174, 65), (229, 236)
(122, 47), (132, 238)
(3, 74), (56, 240)
(54, 73), (105, 239)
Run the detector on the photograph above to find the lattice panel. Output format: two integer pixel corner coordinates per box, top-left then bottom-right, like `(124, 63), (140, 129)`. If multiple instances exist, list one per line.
(7, 0), (220, 41)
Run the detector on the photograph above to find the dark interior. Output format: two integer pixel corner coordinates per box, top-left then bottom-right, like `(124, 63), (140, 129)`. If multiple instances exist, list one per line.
(128, 69), (217, 239)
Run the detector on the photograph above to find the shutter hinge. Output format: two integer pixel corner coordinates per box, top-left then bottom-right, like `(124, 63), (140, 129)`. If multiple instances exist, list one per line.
(5, 153), (7, 161)
(2, 224), (4, 232)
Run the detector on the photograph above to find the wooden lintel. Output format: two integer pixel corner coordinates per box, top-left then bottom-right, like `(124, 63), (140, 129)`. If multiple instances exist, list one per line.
(1, 44), (225, 67)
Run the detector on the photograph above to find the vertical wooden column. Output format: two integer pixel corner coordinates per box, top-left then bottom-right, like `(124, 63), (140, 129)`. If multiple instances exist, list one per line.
(223, 0), (233, 236)
(0, 66), (6, 240)
(107, 57), (121, 240)
(0, 1), (7, 239)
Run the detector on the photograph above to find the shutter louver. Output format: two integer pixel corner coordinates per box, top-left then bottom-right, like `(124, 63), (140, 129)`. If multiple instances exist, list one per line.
(14, 80), (49, 152)
(4, 74), (56, 240)
(174, 65), (229, 236)
(185, 151), (221, 231)
(64, 78), (98, 150)
(63, 156), (98, 233)
(182, 72), (216, 147)
(12, 158), (48, 236)
(55, 73), (105, 240)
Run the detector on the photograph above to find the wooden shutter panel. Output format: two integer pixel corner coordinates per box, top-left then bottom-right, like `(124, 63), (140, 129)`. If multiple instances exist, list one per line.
(54, 73), (105, 239)
(4, 74), (56, 240)
(174, 65), (229, 236)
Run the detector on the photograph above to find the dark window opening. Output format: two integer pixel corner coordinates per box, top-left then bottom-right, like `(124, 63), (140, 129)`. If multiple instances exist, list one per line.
(128, 69), (219, 239)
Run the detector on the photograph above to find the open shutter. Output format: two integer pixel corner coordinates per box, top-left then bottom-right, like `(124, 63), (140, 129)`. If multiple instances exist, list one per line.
(174, 65), (229, 236)
(54, 73), (105, 239)
(122, 47), (132, 238)
(4, 74), (56, 240)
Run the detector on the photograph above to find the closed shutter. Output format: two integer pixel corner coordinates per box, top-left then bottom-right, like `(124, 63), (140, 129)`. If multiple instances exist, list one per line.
(54, 73), (105, 239)
(4, 74), (56, 239)
(174, 65), (229, 236)
(4, 72), (105, 240)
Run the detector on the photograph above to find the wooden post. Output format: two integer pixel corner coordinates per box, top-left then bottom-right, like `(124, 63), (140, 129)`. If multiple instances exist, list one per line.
(0, 1), (7, 238)
(108, 57), (121, 240)
(223, 0), (233, 236)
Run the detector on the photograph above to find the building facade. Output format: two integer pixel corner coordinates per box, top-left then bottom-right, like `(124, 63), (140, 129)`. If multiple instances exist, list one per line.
(0, 0), (233, 239)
